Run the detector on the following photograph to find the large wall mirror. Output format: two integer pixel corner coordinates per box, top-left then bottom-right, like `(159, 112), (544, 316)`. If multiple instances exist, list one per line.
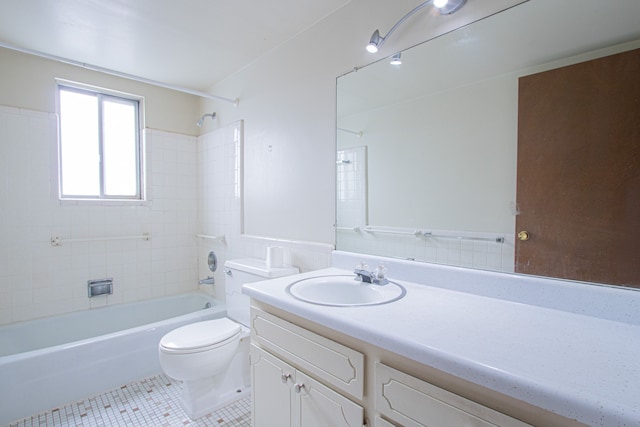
(336, 0), (640, 289)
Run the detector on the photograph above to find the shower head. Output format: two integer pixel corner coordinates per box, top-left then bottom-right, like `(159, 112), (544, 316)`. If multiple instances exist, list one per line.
(196, 112), (216, 127)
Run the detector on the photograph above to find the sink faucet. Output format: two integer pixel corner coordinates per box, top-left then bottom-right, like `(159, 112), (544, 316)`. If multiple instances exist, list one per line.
(354, 263), (389, 285)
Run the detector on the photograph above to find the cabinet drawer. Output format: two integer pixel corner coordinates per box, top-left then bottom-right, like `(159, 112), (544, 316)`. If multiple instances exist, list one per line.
(251, 308), (364, 400)
(375, 363), (531, 427)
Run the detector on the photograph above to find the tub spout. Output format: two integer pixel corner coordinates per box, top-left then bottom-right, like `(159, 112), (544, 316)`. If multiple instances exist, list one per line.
(198, 276), (215, 285)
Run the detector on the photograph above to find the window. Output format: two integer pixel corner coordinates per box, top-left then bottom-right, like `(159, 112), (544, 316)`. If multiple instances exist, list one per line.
(57, 84), (143, 200)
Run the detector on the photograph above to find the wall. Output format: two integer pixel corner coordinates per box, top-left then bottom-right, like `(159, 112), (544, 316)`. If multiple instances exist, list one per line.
(200, 0), (525, 244)
(0, 105), (199, 325)
(0, 44), (335, 325)
(196, 122), (336, 301)
(0, 0), (524, 325)
(0, 47), (205, 325)
(0, 47), (199, 136)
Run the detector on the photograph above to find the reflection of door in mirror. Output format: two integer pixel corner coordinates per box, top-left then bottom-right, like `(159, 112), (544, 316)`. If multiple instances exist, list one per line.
(515, 48), (640, 288)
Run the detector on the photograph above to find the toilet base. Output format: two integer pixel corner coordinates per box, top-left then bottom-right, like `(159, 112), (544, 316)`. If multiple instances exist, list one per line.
(176, 334), (251, 420)
(179, 380), (250, 420)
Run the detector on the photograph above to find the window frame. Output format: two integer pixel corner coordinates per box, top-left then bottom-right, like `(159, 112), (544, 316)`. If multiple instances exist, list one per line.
(56, 80), (145, 201)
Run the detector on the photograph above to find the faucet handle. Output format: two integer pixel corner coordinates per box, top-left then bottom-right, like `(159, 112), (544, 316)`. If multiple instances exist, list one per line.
(374, 264), (387, 278)
(372, 265), (389, 285)
(355, 262), (369, 272)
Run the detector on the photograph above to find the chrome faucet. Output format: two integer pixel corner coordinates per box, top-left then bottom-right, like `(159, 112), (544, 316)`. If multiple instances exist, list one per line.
(198, 276), (215, 285)
(354, 263), (389, 286)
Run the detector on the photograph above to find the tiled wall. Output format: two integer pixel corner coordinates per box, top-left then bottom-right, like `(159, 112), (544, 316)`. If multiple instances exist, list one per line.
(337, 230), (515, 273)
(0, 106), (198, 325)
(0, 107), (333, 326)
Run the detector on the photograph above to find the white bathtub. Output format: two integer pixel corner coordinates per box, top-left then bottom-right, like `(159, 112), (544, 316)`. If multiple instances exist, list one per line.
(0, 292), (225, 425)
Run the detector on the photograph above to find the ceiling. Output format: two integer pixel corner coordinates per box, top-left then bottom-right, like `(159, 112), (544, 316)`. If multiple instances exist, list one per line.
(0, 0), (350, 92)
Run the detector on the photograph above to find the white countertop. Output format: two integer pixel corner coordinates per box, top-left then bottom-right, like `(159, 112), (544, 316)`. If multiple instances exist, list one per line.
(242, 267), (640, 426)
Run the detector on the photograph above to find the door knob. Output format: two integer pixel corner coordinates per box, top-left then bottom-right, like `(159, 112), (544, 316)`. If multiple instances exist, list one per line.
(517, 231), (530, 241)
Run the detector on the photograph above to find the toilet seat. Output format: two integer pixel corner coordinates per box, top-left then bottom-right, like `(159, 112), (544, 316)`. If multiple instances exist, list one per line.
(159, 318), (241, 354)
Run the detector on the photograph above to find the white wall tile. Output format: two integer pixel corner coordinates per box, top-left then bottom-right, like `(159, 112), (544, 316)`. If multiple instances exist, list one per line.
(0, 109), (199, 325)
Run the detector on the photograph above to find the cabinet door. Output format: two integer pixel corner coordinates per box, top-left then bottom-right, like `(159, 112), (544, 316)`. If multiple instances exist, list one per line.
(251, 345), (294, 427)
(295, 371), (364, 427)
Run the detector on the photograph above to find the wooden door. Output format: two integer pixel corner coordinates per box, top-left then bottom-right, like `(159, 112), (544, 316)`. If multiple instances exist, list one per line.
(515, 48), (640, 287)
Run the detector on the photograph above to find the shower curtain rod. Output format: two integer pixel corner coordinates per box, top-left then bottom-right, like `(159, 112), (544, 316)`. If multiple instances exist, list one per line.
(0, 42), (239, 106)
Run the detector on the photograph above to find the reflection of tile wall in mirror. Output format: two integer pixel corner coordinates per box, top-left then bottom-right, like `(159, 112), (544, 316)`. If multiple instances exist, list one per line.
(336, 146), (367, 229)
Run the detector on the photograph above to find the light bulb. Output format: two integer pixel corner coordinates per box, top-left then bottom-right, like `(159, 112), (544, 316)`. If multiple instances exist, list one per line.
(433, 0), (449, 8)
(366, 43), (379, 53)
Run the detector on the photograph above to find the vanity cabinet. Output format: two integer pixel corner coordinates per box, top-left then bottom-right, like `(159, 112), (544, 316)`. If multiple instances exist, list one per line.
(250, 308), (365, 427)
(375, 363), (531, 427)
(251, 345), (364, 427)
(249, 304), (553, 427)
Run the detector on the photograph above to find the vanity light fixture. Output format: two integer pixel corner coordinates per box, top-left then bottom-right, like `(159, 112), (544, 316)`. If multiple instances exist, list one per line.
(390, 53), (402, 65)
(365, 0), (466, 53)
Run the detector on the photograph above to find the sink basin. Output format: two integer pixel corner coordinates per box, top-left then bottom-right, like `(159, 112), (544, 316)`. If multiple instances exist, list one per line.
(286, 275), (406, 307)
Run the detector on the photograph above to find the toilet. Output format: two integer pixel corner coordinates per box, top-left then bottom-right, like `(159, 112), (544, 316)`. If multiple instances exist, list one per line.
(158, 258), (299, 419)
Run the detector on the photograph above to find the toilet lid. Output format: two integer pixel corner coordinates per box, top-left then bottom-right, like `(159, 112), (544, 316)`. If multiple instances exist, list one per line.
(160, 318), (241, 351)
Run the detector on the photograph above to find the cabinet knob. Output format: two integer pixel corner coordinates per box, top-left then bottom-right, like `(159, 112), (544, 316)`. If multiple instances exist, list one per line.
(517, 230), (530, 241)
(294, 383), (305, 393)
(281, 373), (291, 383)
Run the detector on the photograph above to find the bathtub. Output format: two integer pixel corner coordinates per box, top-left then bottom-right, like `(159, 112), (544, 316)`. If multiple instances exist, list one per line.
(0, 292), (225, 425)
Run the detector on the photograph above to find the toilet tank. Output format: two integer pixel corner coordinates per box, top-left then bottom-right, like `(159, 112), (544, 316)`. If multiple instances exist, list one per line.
(224, 258), (299, 327)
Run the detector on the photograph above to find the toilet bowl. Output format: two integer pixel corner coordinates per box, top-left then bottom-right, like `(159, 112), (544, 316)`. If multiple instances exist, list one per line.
(159, 318), (243, 419)
(158, 257), (299, 419)
(159, 318), (241, 381)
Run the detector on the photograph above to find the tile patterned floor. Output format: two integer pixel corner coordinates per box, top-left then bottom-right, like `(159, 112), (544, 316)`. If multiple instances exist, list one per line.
(7, 374), (251, 427)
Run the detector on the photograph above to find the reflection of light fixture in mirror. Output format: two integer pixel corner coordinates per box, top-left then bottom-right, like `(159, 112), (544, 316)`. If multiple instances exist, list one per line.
(365, 0), (466, 53)
(390, 53), (402, 65)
